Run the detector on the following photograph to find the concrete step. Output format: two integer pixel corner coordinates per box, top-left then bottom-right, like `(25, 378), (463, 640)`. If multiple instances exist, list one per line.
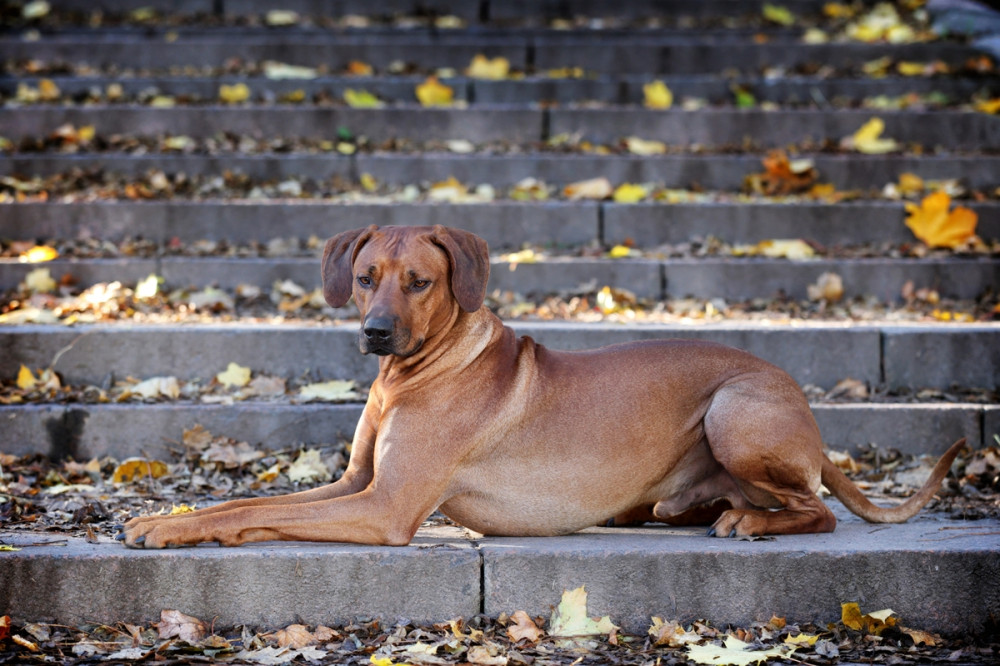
(3, 255), (997, 302)
(4, 106), (998, 149)
(4, 200), (1000, 248)
(2, 400), (994, 460)
(5, 73), (995, 105)
(2, 510), (998, 636)
(5, 152), (998, 191)
(3, 322), (998, 391)
(1, 32), (981, 73)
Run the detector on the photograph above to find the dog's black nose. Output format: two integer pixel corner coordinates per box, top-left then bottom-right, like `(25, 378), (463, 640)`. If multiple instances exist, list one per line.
(363, 316), (394, 342)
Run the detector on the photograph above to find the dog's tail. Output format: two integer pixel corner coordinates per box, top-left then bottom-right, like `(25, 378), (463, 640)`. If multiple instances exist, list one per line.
(821, 437), (966, 523)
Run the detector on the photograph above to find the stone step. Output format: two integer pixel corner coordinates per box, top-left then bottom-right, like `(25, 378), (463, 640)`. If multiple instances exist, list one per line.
(2, 400), (993, 460)
(1, 513), (997, 636)
(4, 322), (997, 391)
(1, 33), (980, 74)
(4, 106), (998, 149)
(4, 200), (1000, 248)
(5, 74), (995, 106)
(3, 255), (997, 302)
(4, 153), (998, 191)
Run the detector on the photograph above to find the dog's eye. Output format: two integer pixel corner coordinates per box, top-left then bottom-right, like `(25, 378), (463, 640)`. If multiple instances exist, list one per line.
(357, 276), (372, 287)
(412, 279), (430, 290)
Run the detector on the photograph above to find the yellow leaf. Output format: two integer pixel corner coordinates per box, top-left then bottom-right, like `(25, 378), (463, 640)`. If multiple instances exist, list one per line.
(0, 545), (21, 551)
(902, 627), (938, 646)
(784, 633), (819, 646)
(823, 2), (855, 19)
(263, 61), (317, 80)
(216, 362), (252, 388)
(625, 136), (666, 155)
(841, 602), (898, 635)
(16, 365), (37, 390)
(763, 3), (795, 26)
(847, 117), (899, 154)
(428, 175), (468, 202)
(415, 76), (453, 107)
(360, 172), (378, 192)
(686, 636), (792, 666)
(897, 61), (927, 76)
(468, 54), (510, 80)
(135, 274), (161, 300)
(265, 9), (299, 25)
(23, 268), (56, 293)
(347, 60), (373, 76)
(747, 239), (815, 259)
(904, 191), (978, 248)
(170, 503), (196, 515)
(974, 98), (1000, 114)
(549, 586), (618, 638)
(648, 617), (700, 647)
(643, 80), (673, 109)
(563, 177), (613, 200)
(344, 88), (384, 108)
(38, 78), (60, 101)
(219, 83), (250, 104)
(257, 463), (281, 482)
(112, 458), (169, 484)
(897, 172), (925, 196)
(298, 380), (362, 402)
(607, 245), (633, 259)
(20, 245), (58, 263)
(612, 183), (648, 203)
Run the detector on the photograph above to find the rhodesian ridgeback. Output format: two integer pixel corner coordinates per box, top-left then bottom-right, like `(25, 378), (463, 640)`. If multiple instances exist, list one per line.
(118, 225), (964, 548)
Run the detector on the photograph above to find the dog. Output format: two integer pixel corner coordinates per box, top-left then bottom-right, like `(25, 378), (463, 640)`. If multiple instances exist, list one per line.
(117, 225), (964, 548)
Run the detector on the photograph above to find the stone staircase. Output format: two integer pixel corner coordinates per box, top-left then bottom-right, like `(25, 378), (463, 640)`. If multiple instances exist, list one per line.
(1, 0), (999, 638)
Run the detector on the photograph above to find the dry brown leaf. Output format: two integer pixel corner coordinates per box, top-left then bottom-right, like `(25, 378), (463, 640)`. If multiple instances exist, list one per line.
(506, 611), (543, 643)
(111, 458), (169, 483)
(157, 610), (207, 643)
(271, 624), (317, 649)
(563, 177), (613, 200)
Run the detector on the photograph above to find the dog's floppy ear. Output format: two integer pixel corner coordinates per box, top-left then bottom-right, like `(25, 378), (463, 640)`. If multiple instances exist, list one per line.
(430, 225), (490, 312)
(322, 226), (377, 307)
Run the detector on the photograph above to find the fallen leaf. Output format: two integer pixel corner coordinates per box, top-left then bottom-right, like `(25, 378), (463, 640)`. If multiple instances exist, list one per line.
(844, 117), (899, 153)
(607, 245), (633, 259)
(612, 183), (648, 203)
(745, 150), (817, 196)
(784, 633), (819, 646)
(22, 268), (56, 293)
(841, 602), (898, 635)
(548, 586), (618, 638)
(416, 76), (453, 107)
(219, 83), (250, 104)
(901, 627), (937, 646)
(468, 54), (510, 80)
(734, 239), (815, 260)
(347, 60), (374, 76)
(299, 380), (362, 402)
(263, 61), (318, 79)
(428, 176), (468, 202)
(507, 611), (543, 643)
(130, 376), (181, 400)
(170, 503), (196, 515)
(271, 624), (317, 649)
(112, 458), (169, 484)
(265, 9), (299, 25)
(648, 617), (701, 647)
(344, 88), (384, 108)
(975, 98), (1000, 114)
(625, 136), (667, 155)
(16, 365), (37, 390)
(564, 177), (613, 200)
(643, 80), (673, 109)
(287, 449), (332, 483)
(217, 362), (252, 389)
(467, 645), (507, 666)
(38, 78), (60, 101)
(22, 1), (50, 19)
(157, 610), (208, 643)
(201, 440), (265, 468)
(807, 272), (844, 302)
(0, 616), (9, 641)
(687, 636), (792, 665)
(246, 375), (286, 397)
(904, 191), (978, 248)
(762, 3), (795, 26)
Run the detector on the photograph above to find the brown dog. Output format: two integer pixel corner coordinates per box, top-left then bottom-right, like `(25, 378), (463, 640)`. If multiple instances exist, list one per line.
(118, 225), (964, 548)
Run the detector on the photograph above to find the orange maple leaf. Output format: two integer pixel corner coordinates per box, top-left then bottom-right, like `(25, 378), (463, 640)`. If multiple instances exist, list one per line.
(904, 191), (977, 248)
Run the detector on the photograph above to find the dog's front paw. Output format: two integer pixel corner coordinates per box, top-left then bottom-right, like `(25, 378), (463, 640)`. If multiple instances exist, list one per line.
(114, 516), (198, 549)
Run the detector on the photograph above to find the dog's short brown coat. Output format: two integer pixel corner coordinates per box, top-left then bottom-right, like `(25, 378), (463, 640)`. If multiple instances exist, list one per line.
(119, 225), (963, 548)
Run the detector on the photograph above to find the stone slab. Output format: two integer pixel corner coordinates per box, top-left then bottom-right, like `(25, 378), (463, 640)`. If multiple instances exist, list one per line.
(481, 515), (1000, 635)
(810, 403), (984, 456)
(0, 201), (601, 249)
(5, 153), (999, 191)
(0, 527), (480, 628)
(0, 402), (989, 460)
(549, 108), (1000, 149)
(0, 106), (545, 142)
(604, 202), (1000, 246)
(0, 402), (366, 460)
(882, 326), (1000, 391)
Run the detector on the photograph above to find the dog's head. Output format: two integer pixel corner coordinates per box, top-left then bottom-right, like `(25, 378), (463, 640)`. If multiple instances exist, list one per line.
(322, 225), (490, 357)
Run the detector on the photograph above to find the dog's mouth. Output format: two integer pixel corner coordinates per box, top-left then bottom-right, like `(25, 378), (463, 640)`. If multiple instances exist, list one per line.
(360, 335), (424, 358)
